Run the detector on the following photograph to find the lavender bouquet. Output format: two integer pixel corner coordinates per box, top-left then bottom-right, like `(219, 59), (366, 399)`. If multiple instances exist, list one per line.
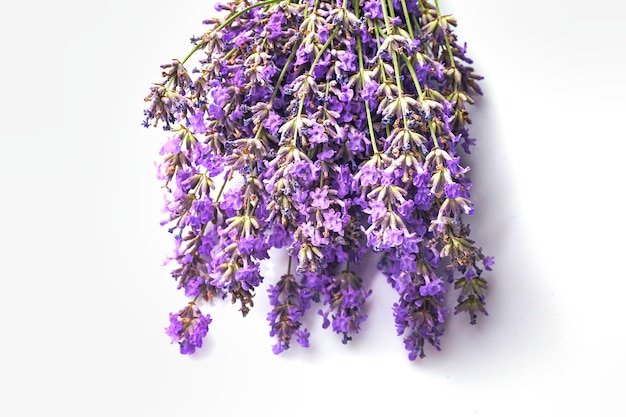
(143, 0), (493, 360)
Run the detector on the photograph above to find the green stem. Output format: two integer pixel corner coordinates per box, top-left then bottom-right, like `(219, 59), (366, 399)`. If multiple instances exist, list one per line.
(379, 0), (402, 92)
(399, 0), (415, 39)
(372, 23), (392, 141)
(353, 0), (378, 153)
(381, 0), (411, 129)
(269, 39), (302, 107)
(214, 168), (234, 203)
(434, 0), (456, 69)
(400, 54), (439, 147)
(400, 55), (424, 103)
(294, 26), (339, 143)
(242, 38), (303, 145)
(358, 40), (379, 154)
(372, 22), (388, 84)
(321, 75), (331, 116)
(380, 0), (393, 36)
(310, 27), (338, 70)
(223, 47), (237, 61)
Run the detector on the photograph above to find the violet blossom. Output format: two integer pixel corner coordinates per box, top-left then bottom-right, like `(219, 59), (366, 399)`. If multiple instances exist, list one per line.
(145, 0), (493, 361)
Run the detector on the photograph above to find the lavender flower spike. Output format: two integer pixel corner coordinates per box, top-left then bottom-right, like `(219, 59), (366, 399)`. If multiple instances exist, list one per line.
(165, 303), (212, 354)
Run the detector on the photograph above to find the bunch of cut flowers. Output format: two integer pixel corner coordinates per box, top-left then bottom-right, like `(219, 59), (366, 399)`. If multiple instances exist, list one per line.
(143, 0), (493, 360)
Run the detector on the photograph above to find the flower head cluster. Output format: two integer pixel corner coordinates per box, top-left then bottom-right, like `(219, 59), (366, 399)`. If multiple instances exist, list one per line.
(145, 0), (493, 360)
(165, 303), (212, 354)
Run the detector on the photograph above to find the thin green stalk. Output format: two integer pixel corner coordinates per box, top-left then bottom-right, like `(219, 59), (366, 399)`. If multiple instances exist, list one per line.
(399, 0), (415, 39)
(386, 0), (397, 19)
(353, 0), (379, 153)
(379, 0), (393, 38)
(371, 22), (392, 140)
(223, 47), (237, 61)
(380, 0), (410, 129)
(372, 22), (388, 84)
(310, 27), (339, 70)
(434, 0), (457, 69)
(379, 0), (402, 92)
(294, 26), (339, 143)
(321, 75), (331, 116)
(413, 15), (423, 37)
(269, 39), (302, 108)
(245, 39), (303, 143)
(214, 168), (234, 203)
(400, 54), (439, 147)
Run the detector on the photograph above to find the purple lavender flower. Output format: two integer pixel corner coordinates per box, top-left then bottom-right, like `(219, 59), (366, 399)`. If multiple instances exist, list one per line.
(318, 270), (372, 344)
(165, 303), (212, 354)
(146, 0), (492, 360)
(267, 273), (313, 353)
(309, 187), (330, 210)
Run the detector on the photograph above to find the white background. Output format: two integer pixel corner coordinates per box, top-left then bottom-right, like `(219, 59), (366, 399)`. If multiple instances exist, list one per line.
(2, 0), (625, 415)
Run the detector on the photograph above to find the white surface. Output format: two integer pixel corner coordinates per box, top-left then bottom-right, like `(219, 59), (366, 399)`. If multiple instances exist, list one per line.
(2, 0), (625, 415)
